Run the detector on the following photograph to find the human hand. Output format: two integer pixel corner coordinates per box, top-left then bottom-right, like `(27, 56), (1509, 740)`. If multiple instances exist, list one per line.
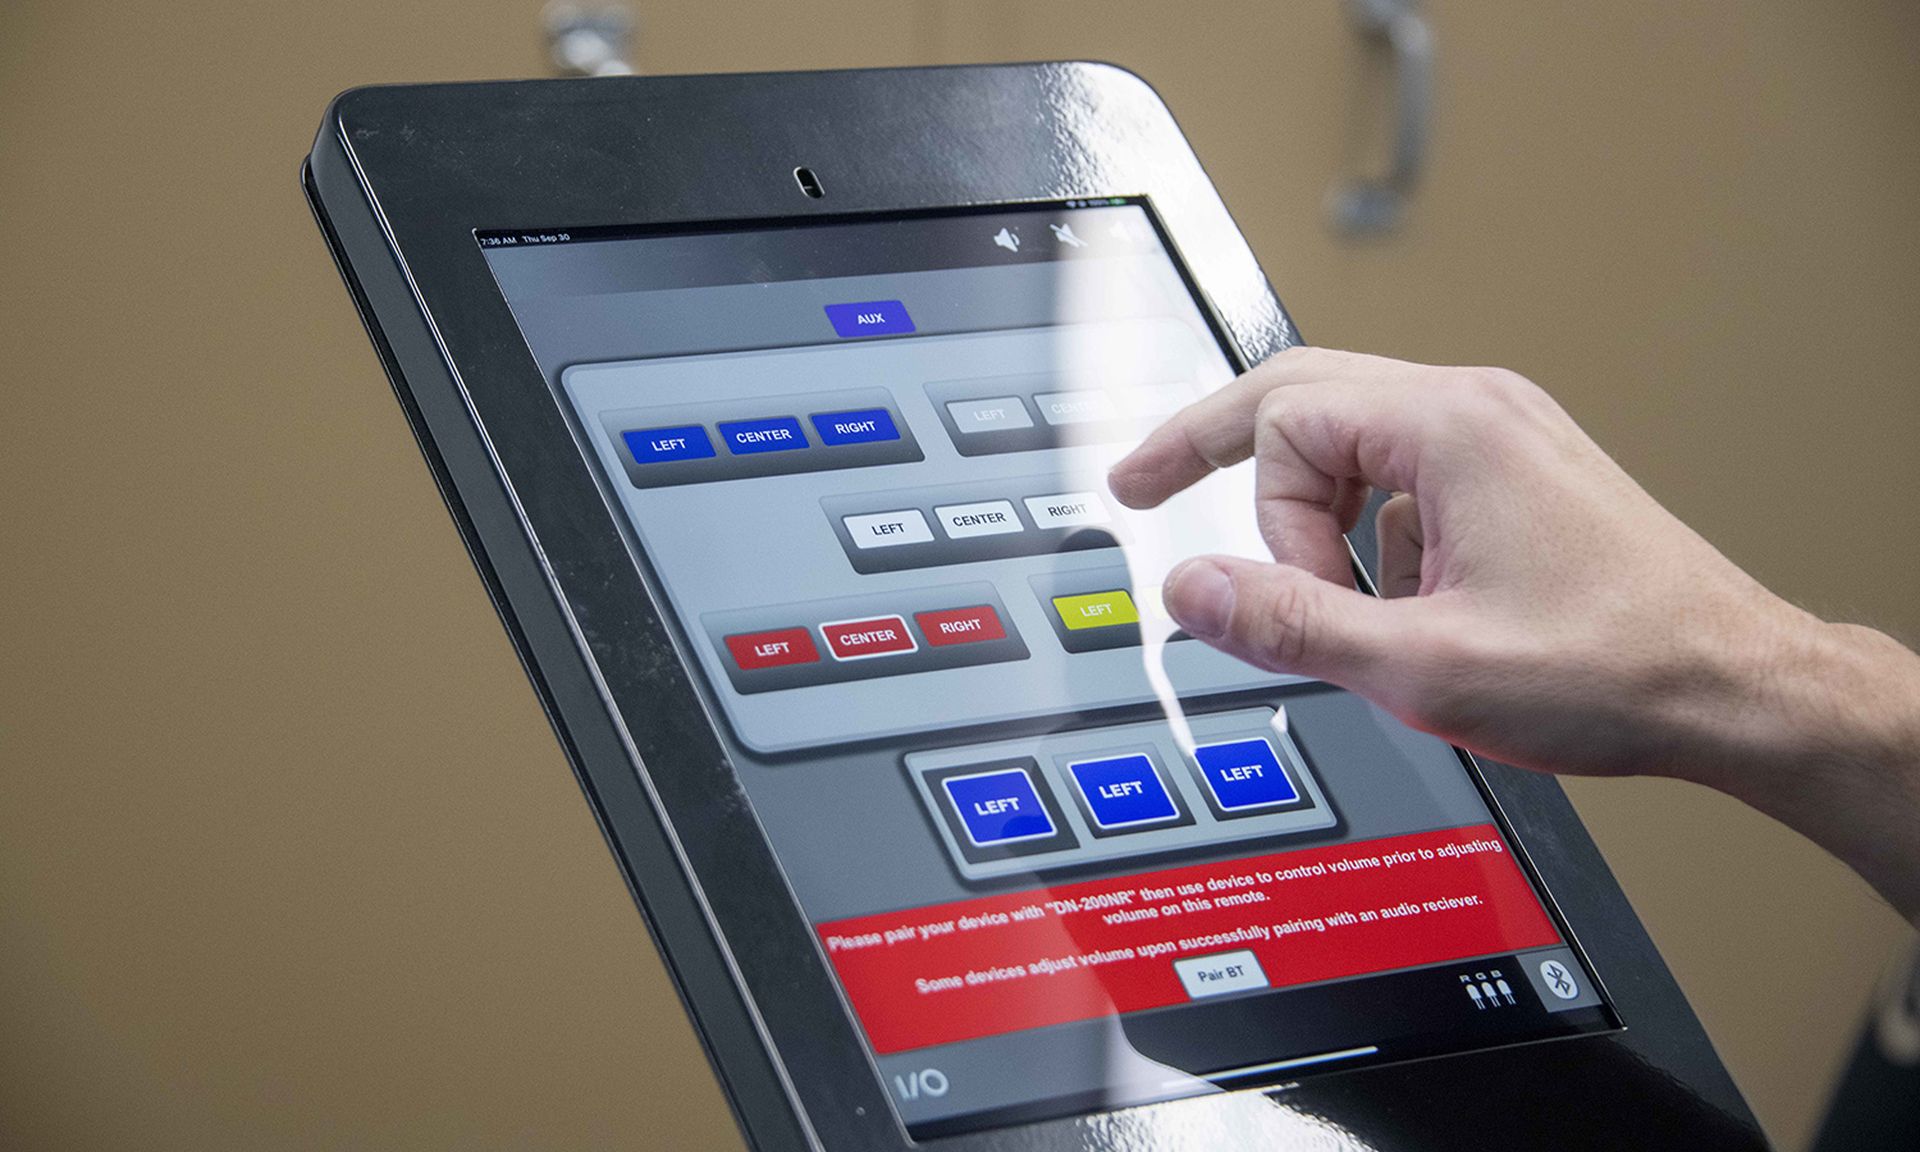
(1108, 347), (1920, 921)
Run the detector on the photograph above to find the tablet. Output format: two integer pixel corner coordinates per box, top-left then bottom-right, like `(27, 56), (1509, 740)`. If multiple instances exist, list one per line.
(306, 66), (1766, 1150)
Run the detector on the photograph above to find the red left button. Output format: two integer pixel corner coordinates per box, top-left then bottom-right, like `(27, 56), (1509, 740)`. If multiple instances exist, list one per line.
(725, 627), (820, 670)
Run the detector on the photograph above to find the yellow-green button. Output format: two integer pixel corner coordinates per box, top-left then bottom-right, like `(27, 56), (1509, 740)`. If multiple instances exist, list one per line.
(1052, 590), (1140, 631)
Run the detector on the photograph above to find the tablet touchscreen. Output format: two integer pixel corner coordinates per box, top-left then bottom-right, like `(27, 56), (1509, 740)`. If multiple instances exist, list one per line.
(478, 199), (1618, 1137)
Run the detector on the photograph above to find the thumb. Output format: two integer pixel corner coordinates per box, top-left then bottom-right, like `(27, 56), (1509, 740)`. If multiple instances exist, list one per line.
(1162, 555), (1399, 688)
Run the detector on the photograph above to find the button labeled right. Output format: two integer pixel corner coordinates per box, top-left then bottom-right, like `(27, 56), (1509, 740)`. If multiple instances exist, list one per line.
(914, 605), (1008, 647)
(1024, 492), (1110, 529)
(1193, 738), (1300, 811)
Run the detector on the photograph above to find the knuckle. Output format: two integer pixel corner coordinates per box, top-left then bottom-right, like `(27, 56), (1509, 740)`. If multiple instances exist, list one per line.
(1252, 574), (1315, 671)
(1254, 385), (1299, 428)
(1455, 366), (1545, 412)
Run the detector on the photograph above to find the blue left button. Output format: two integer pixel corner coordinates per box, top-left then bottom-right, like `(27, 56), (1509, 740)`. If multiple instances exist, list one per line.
(943, 767), (1055, 846)
(718, 416), (808, 455)
(1193, 738), (1300, 811)
(622, 424), (715, 464)
(810, 407), (901, 446)
(824, 299), (915, 338)
(1069, 754), (1179, 829)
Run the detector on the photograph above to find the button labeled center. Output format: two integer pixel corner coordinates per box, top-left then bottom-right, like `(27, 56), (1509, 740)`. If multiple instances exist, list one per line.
(820, 615), (917, 660)
(718, 416), (808, 455)
(934, 499), (1023, 539)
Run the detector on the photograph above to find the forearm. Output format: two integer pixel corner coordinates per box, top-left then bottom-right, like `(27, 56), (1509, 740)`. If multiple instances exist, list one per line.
(1682, 610), (1920, 927)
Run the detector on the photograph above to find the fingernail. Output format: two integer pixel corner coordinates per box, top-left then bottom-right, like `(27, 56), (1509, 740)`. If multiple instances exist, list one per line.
(1165, 559), (1234, 639)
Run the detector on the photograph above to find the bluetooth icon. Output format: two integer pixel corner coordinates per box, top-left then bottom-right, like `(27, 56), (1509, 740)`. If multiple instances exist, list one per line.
(1540, 959), (1580, 1000)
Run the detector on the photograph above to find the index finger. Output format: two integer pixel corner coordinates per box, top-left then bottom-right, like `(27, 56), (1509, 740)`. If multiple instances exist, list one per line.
(1107, 346), (1424, 509)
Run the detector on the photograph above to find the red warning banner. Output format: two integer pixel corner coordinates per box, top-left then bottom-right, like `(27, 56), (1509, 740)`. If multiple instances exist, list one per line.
(816, 825), (1560, 1053)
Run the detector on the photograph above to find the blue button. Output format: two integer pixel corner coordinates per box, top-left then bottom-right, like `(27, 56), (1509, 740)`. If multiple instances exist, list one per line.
(717, 416), (808, 455)
(1193, 739), (1299, 810)
(824, 299), (916, 338)
(942, 767), (1055, 846)
(810, 407), (901, 447)
(1068, 755), (1179, 829)
(622, 424), (715, 464)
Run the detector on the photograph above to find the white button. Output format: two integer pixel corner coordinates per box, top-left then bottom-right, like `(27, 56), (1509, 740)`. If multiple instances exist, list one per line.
(1034, 389), (1120, 425)
(946, 397), (1034, 434)
(934, 500), (1024, 539)
(844, 509), (934, 549)
(1538, 959), (1581, 1000)
(1173, 950), (1269, 999)
(1023, 492), (1110, 529)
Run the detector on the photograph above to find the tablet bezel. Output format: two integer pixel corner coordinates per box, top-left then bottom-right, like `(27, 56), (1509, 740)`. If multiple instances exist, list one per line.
(305, 64), (1766, 1150)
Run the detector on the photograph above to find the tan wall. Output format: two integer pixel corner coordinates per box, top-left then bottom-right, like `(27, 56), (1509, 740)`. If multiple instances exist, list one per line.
(1, 2), (1912, 1149)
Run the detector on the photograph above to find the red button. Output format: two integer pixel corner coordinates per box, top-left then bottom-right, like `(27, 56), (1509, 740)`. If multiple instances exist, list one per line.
(725, 627), (820, 670)
(913, 604), (1007, 647)
(821, 615), (917, 660)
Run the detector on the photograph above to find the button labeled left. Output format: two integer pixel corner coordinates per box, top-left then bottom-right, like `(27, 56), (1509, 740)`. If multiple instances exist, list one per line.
(845, 509), (934, 550)
(1193, 738), (1300, 811)
(1068, 754), (1179, 830)
(724, 627), (820, 671)
(622, 424), (716, 464)
(1052, 589), (1139, 631)
(942, 767), (1056, 846)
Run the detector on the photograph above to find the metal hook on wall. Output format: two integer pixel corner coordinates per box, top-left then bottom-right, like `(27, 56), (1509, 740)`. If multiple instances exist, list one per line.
(1326, 0), (1433, 237)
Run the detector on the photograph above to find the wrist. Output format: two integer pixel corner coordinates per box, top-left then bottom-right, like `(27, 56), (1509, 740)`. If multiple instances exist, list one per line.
(1687, 607), (1920, 924)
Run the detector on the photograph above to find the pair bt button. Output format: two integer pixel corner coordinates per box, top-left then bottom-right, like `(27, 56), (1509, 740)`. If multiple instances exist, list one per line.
(944, 737), (1299, 847)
